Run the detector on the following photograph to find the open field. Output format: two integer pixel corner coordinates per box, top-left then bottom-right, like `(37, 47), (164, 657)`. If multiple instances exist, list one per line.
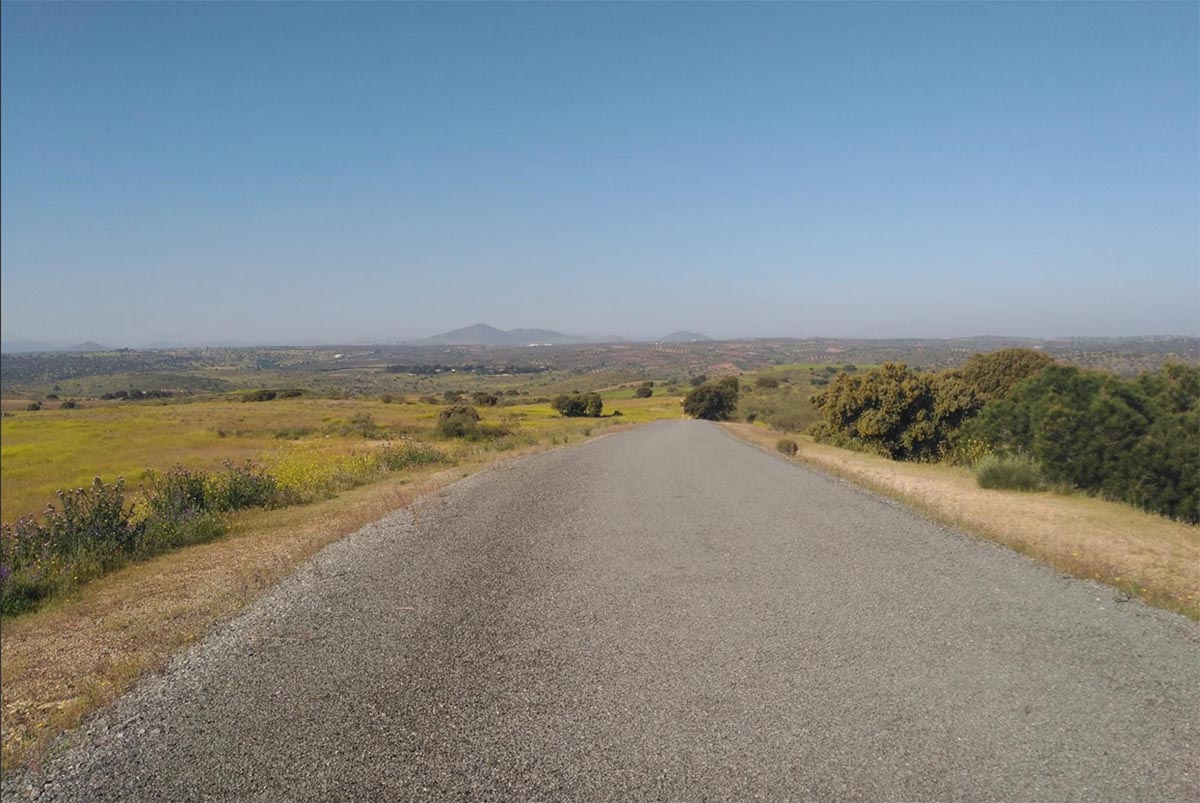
(725, 423), (1200, 620)
(1, 394), (682, 522)
(0, 397), (681, 772)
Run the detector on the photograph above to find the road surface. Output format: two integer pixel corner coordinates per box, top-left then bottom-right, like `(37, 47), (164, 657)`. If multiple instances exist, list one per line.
(8, 421), (1199, 801)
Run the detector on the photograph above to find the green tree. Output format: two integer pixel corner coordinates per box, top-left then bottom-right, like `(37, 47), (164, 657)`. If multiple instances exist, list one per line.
(683, 377), (739, 421)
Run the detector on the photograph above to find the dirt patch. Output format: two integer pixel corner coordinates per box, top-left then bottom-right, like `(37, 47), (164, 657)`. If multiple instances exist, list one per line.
(724, 423), (1200, 620)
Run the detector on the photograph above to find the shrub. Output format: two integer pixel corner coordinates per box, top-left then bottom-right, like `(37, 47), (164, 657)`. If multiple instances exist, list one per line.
(963, 363), (1199, 522)
(552, 393), (603, 417)
(418, 395), (439, 405)
(278, 388), (304, 399)
(437, 405), (481, 438)
(776, 439), (798, 456)
(809, 363), (940, 460)
(443, 390), (463, 403)
(60, 400), (78, 409)
(974, 454), (1044, 492)
(207, 461), (278, 511)
(242, 389), (277, 403)
(377, 441), (448, 470)
(683, 377), (739, 421)
(472, 392), (499, 407)
(25, 402), (41, 411)
(634, 386), (653, 398)
(145, 466), (210, 520)
(0, 478), (143, 614)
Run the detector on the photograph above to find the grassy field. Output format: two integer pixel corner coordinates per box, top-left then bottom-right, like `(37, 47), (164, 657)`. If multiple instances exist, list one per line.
(725, 423), (1200, 620)
(1, 393), (682, 521)
(0, 389), (683, 772)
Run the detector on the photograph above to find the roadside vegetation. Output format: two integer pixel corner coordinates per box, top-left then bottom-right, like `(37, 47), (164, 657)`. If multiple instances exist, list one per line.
(0, 391), (684, 618)
(805, 350), (1198, 524)
(0, 383), (685, 772)
(727, 348), (1199, 619)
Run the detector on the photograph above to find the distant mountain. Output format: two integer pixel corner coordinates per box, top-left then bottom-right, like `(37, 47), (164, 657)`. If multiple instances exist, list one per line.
(64, 341), (110, 352)
(660, 331), (713, 343)
(423, 324), (588, 346)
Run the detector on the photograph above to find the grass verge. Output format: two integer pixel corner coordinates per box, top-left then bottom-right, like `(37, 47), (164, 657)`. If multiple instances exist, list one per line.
(723, 423), (1200, 621)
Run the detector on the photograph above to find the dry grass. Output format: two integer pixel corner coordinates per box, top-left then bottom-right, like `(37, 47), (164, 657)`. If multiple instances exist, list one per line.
(724, 423), (1200, 620)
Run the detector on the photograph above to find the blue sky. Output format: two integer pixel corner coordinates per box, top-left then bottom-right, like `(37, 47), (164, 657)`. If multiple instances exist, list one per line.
(2, 2), (1196, 345)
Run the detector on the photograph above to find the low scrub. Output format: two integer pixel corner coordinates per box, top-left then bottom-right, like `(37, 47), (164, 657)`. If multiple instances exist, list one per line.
(974, 454), (1044, 492)
(437, 405), (482, 438)
(1, 441), (453, 616)
(776, 438), (798, 456)
(377, 441), (448, 471)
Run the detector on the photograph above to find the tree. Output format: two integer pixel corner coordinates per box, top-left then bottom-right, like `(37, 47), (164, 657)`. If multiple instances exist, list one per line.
(634, 386), (653, 398)
(683, 377), (739, 421)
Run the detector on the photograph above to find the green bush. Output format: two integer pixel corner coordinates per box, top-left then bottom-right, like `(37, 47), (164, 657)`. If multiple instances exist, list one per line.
(207, 461), (279, 511)
(776, 438), (798, 456)
(61, 400), (78, 409)
(809, 350), (1057, 462)
(552, 393), (603, 418)
(634, 386), (653, 398)
(1, 478), (144, 614)
(242, 389), (277, 402)
(974, 454), (1044, 491)
(437, 405), (481, 438)
(683, 377), (739, 420)
(963, 363), (1199, 522)
(25, 402), (40, 411)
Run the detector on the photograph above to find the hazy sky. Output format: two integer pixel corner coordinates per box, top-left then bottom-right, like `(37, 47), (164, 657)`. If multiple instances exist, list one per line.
(2, 2), (1197, 345)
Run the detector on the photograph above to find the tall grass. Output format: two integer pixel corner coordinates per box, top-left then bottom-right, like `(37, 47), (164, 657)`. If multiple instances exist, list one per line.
(974, 454), (1044, 491)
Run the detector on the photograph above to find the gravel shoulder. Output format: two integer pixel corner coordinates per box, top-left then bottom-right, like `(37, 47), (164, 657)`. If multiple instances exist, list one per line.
(6, 420), (1199, 801)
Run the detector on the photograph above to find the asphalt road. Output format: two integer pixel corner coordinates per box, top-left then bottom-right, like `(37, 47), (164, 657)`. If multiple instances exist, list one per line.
(9, 421), (1199, 801)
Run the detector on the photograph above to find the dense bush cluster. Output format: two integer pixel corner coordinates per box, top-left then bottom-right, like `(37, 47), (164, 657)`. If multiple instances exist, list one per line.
(809, 350), (1052, 460)
(552, 393), (603, 418)
(963, 363), (1198, 522)
(807, 349), (1198, 523)
(683, 377), (739, 421)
